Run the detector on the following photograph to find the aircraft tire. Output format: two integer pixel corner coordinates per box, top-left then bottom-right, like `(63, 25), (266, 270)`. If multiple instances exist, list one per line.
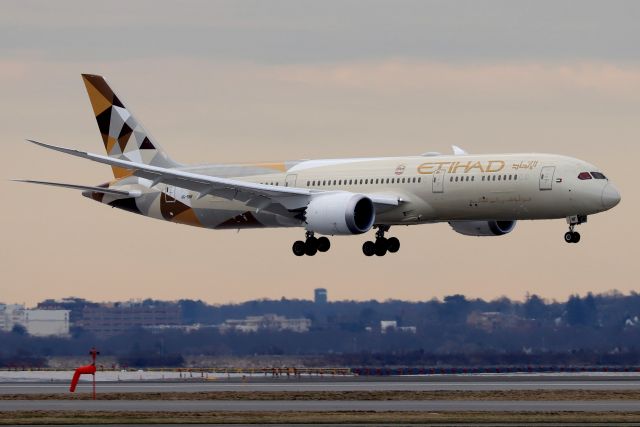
(387, 237), (400, 253)
(375, 238), (388, 256)
(305, 237), (318, 256)
(564, 232), (574, 243)
(572, 232), (581, 243)
(292, 240), (306, 256)
(317, 236), (331, 252)
(362, 241), (375, 256)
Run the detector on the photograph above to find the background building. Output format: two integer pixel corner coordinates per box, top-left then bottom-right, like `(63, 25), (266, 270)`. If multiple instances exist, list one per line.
(314, 288), (328, 304)
(36, 297), (96, 326)
(0, 304), (70, 337)
(0, 304), (26, 332)
(219, 314), (311, 333)
(81, 301), (181, 337)
(24, 309), (70, 337)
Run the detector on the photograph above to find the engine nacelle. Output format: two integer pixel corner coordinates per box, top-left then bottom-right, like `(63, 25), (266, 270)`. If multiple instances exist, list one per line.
(305, 193), (375, 235)
(449, 220), (517, 236)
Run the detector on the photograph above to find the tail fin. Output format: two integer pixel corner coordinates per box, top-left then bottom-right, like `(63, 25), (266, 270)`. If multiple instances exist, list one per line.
(81, 74), (179, 178)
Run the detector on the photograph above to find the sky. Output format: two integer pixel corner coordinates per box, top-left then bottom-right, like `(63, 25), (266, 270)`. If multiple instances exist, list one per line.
(1, 0), (639, 306)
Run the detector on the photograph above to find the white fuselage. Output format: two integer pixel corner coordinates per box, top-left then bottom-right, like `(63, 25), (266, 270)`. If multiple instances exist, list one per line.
(109, 152), (620, 231)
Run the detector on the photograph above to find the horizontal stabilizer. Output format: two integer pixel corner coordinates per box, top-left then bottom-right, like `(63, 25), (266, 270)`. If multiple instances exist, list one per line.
(12, 179), (141, 197)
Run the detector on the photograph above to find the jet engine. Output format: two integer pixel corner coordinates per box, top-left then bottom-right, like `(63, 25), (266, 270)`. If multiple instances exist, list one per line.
(305, 193), (375, 235)
(449, 220), (517, 236)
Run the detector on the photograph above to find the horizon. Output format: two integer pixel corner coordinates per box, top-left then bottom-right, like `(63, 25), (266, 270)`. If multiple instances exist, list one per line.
(6, 288), (635, 309)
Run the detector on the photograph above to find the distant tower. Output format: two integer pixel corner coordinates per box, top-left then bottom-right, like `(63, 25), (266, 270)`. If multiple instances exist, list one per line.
(314, 288), (328, 304)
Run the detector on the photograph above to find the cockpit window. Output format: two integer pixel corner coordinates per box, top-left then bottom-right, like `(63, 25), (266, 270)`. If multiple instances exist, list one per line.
(591, 172), (607, 179)
(578, 172), (592, 180)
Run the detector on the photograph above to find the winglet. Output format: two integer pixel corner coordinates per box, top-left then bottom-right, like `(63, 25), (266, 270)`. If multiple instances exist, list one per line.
(452, 145), (469, 155)
(26, 139), (88, 157)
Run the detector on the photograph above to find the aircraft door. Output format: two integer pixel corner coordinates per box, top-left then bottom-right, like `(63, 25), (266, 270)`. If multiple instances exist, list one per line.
(285, 174), (297, 187)
(539, 166), (555, 190)
(432, 169), (445, 193)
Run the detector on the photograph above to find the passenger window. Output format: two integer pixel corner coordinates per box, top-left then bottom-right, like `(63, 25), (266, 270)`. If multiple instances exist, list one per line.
(465, 176), (469, 182)
(471, 176), (475, 181)
(514, 175), (518, 180)
(455, 176), (458, 182)
(418, 177), (421, 183)
(578, 172), (592, 180)
(498, 175), (501, 181)
(493, 175), (496, 181)
(482, 176), (485, 181)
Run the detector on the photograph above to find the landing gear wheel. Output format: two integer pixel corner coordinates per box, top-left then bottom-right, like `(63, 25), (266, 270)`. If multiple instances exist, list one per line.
(375, 238), (388, 256)
(305, 237), (318, 256)
(387, 237), (400, 253)
(317, 236), (331, 252)
(362, 241), (375, 257)
(292, 240), (306, 256)
(564, 231), (581, 244)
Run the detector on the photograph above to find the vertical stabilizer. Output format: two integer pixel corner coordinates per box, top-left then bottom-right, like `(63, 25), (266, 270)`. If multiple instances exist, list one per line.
(81, 74), (179, 178)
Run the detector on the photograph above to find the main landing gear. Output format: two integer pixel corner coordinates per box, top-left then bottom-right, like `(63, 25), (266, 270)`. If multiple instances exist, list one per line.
(564, 215), (586, 244)
(292, 231), (330, 256)
(362, 226), (400, 257)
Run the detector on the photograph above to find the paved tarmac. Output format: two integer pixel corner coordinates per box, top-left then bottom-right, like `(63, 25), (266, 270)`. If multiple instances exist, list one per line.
(2, 375), (640, 394)
(2, 399), (640, 412)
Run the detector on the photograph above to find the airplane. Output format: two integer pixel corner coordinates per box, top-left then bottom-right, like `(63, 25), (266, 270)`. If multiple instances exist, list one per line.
(17, 74), (621, 257)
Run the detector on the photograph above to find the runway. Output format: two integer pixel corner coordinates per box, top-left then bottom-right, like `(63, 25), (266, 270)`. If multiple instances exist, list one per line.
(2, 399), (640, 412)
(2, 374), (640, 394)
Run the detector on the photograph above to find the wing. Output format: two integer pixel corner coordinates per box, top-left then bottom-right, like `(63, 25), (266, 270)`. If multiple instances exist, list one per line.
(26, 140), (401, 211)
(12, 179), (141, 197)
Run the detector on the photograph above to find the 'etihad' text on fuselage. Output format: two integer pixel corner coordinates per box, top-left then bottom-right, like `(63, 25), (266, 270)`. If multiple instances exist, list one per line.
(417, 160), (506, 175)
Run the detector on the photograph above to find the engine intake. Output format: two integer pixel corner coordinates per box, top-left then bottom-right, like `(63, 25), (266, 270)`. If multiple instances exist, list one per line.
(305, 193), (375, 235)
(449, 220), (517, 236)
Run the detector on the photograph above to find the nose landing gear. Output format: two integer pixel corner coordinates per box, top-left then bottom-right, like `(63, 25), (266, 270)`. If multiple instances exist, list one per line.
(292, 232), (330, 256)
(564, 215), (586, 244)
(362, 226), (400, 256)
(564, 229), (581, 244)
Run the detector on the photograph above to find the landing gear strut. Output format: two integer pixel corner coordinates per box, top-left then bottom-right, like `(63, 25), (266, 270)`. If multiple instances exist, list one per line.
(564, 215), (586, 244)
(362, 226), (400, 257)
(292, 231), (330, 256)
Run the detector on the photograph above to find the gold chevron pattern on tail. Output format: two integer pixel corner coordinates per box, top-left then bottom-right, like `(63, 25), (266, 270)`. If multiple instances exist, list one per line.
(82, 74), (177, 178)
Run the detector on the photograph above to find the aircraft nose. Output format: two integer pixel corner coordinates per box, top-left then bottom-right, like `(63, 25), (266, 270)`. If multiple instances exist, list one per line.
(601, 183), (621, 209)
